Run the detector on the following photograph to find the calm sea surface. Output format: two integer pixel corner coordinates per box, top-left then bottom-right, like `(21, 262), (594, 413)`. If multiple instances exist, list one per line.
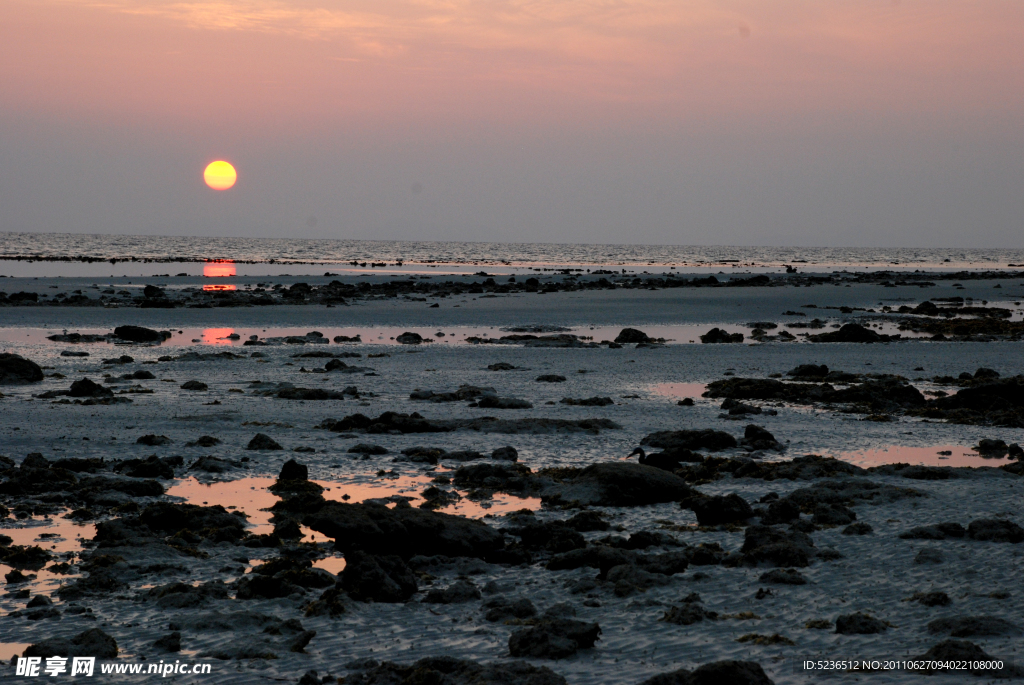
(1, 232), (1022, 272)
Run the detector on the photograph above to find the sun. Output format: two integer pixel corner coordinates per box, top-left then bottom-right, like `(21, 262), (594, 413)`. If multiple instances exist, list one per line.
(203, 160), (237, 190)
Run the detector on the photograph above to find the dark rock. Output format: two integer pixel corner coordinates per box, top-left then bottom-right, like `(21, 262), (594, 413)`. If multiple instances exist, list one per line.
(547, 546), (635, 576)
(114, 325), (162, 343)
(180, 380), (208, 391)
(740, 425), (782, 452)
(967, 518), (1024, 543)
(0, 353), (44, 384)
(491, 446), (519, 461)
(69, 378), (113, 398)
(396, 332), (423, 344)
(423, 580), (481, 604)
(189, 456), (242, 474)
(551, 463), (695, 506)
(349, 444), (388, 455)
(508, 619), (600, 659)
(760, 499), (800, 525)
(700, 328), (743, 344)
(758, 568), (807, 585)
(835, 612), (887, 634)
(536, 375), (567, 383)
(913, 640), (1023, 676)
(614, 328), (652, 344)
(478, 396), (534, 409)
(691, 494), (754, 526)
(487, 362), (518, 371)
(927, 616), (1021, 637)
(145, 581), (230, 608)
(899, 522), (965, 540)
(304, 501), (505, 558)
(641, 429), (737, 452)
(566, 510), (609, 532)
(115, 455), (176, 479)
(340, 551), (418, 603)
(188, 435), (221, 447)
(279, 459), (309, 481)
(915, 548), (944, 564)
(136, 434), (171, 446)
(809, 323), (895, 343)
(483, 596), (537, 622)
(344, 657), (568, 685)
(640, 660), (774, 685)
(842, 522), (873, 535)
(812, 503), (856, 526)
(247, 433), (283, 450)
(738, 525), (815, 567)
(559, 396), (614, 407)
(25, 628), (118, 659)
(787, 364), (829, 378)
(913, 591), (951, 607)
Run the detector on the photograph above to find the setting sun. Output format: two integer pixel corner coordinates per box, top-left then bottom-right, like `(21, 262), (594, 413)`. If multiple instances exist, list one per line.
(203, 160), (237, 190)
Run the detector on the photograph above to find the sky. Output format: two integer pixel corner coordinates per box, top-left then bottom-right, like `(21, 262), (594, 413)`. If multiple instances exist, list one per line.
(1, 0), (1022, 248)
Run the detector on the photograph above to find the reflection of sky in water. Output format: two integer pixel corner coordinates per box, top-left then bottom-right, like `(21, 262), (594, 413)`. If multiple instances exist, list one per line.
(202, 260), (236, 278)
(832, 445), (1010, 468)
(0, 516), (97, 599)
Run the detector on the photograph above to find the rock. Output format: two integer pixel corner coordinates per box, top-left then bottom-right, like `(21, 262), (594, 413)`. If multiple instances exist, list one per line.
(303, 501), (505, 558)
(967, 518), (1024, 543)
(235, 573), (305, 600)
(508, 619), (601, 659)
(700, 328), (743, 344)
(758, 568), (807, 585)
(190, 456), (242, 474)
(661, 602), (716, 626)
(740, 425), (783, 452)
(974, 367), (1000, 379)
(145, 581), (230, 608)
(550, 463), (695, 506)
(641, 429), (737, 452)
(546, 546), (636, 576)
(811, 503), (856, 526)
(61, 350), (90, 357)
(279, 459), (309, 481)
(341, 551), (418, 603)
(835, 612), (887, 634)
(738, 525), (815, 567)
(483, 596), (537, 622)
(911, 591), (951, 607)
(477, 396), (534, 409)
(188, 435), (220, 447)
(488, 362), (518, 371)
(69, 378), (113, 398)
(491, 446), (518, 461)
(423, 580), (481, 604)
(760, 500), (800, 525)
(247, 433), (283, 450)
(809, 323), (895, 343)
(344, 657), (568, 685)
(152, 631), (181, 652)
(614, 328), (652, 344)
(566, 510), (609, 532)
(348, 444), (388, 455)
(560, 396), (614, 407)
(0, 353), (44, 383)
(25, 628), (118, 659)
(115, 455), (176, 479)
(842, 522), (873, 535)
(787, 364), (829, 378)
(396, 332), (423, 344)
(113, 325), (163, 343)
(536, 375), (567, 383)
(136, 434), (171, 446)
(899, 522), (965, 540)
(927, 616), (1021, 637)
(691, 494), (754, 526)
(180, 380), (208, 391)
(915, 548), (944, 564)
(640, 660), (774, 685)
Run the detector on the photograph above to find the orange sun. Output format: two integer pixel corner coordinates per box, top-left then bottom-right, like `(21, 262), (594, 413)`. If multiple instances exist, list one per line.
(204, 160), (237, 190)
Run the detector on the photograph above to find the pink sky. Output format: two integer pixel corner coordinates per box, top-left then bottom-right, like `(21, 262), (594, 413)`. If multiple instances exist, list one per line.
(1, 1), (1022, 245)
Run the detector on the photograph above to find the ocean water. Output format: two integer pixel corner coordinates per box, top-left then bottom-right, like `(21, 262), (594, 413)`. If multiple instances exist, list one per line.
(2, 231), (1023, 272)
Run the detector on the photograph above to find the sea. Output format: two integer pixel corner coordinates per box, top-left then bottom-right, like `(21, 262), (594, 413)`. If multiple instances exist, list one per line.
(1, 231), (1022, 278)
